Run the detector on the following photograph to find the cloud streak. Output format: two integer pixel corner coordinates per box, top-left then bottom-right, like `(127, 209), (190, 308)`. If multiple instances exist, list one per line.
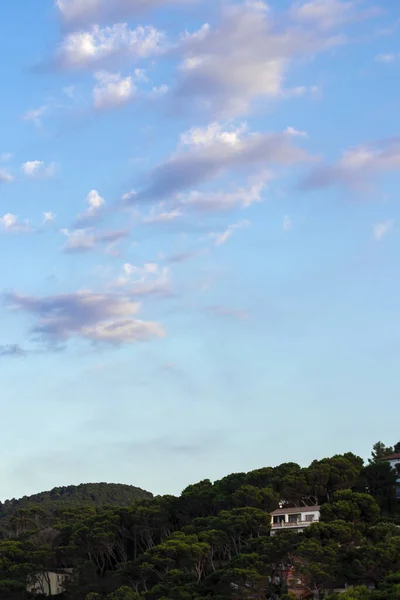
(302, 137), (400, 190)
(130, 122), (313, 204)
(56, 0), (196, 28)
(5, 291), (165, 346)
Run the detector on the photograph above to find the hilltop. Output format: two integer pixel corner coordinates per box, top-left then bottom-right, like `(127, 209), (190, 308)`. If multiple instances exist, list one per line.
(0, 482), (153, 520)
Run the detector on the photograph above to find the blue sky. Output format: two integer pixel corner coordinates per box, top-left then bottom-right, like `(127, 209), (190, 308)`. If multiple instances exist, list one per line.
(1, 0), (400, 500)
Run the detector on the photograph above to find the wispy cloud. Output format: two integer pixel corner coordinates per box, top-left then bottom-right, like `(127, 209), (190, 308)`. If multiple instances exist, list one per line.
(23, 106), (48, 127)
(131, 122), (313, 204)
(61, 227), (129, 253)
(5, 290), (165, 347)
(0, 169), (14, 183)
(56, 0), (196, 27)
(212, 219), (250, 246)
(283, 215), (294, 231)
(302, 138), (400, 190)
(373, 219), (394, 241)
(374, 53), (397, 63)
(0, 344), (26, 358)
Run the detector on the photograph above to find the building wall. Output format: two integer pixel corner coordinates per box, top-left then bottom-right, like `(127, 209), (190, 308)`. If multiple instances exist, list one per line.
(27, 571), (71, 596)
(272, 509), (320, 524)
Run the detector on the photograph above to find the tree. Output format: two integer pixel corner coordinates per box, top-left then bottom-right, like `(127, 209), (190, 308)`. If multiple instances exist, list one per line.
(370, 442), (394, 463)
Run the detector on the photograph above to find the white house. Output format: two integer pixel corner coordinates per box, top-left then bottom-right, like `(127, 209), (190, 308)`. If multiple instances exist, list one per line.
(27, 569), (73, 596)
(270, 506), (320, 535)
(379, 447), (400, 500)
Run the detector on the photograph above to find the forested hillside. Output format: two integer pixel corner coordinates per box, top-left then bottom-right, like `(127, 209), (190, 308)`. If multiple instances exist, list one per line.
(0, 483), (153, 521)
(0, 442), (399, 600)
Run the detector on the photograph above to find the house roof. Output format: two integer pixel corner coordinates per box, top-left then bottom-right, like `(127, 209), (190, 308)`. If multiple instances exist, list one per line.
(378, 453), (400, 461)
(271, 506), (320, 516)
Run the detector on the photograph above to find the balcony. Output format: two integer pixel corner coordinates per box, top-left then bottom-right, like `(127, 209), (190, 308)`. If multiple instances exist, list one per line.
(271, 519), (315, 530)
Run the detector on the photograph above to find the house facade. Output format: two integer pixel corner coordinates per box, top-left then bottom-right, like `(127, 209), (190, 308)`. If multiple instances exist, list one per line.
(270, 506), (320, 535)
(27, 569), (73, 596)
(379, 446), (400, 500)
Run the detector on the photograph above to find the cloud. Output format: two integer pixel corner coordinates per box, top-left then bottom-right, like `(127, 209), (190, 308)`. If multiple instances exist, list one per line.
(212, 219), (250, 246)
(75, 189), (106, 227)
(373, 219), (394, 241)
(0, 214), (31, 234)
(0, 344), (26, 358)
(113, 263), (172, 297)
(5, 290), (165, 346)
(374, 53), (397, 63)
(180, 179), (268, 213)
(0, 169), (14, 183)
(61, 227), (129, 253)
(132, 122), (313, 203)
(173, 2), (345, 117)
(93, 71), (137, 109)
(143, 204), (184, 223)
(56, 0), (195, 27)
(285, 126), (308, 138)
(283, 215), (294, 231)
(0, 153), (13, 162)
(23, 106), (47, 127)
(55, 23), (163, 70)
(21, 161), (56, 179)
(44, 212), (56, 224)
(289, 0), (377, 30)
(302, 138), (400, 190)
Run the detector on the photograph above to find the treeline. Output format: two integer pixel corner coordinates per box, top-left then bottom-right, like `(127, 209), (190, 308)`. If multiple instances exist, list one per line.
(0, 442), (399, 599)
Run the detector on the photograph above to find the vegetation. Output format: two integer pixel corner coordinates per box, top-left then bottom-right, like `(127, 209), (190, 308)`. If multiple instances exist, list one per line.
(0, 442), (399, 599)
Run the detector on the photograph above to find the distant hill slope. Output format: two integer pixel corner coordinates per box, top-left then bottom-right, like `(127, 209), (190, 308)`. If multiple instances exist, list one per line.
(0, 482), (153, 519)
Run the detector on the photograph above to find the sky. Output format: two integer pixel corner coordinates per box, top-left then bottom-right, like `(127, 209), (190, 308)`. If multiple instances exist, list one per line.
(1, 0), (400, 501)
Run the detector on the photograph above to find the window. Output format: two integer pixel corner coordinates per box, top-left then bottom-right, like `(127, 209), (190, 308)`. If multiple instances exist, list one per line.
(288, 514), (301, 523)
(305, 514), (314, 522)
(273, 515), (285, 524)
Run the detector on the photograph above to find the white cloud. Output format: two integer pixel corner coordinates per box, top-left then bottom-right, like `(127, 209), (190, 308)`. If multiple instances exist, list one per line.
(87, 189), (105, 211)
(283, 215), (294, 231)
(56, 23), (163, 70)
(303, 138), (400, 190)
(21, 161), (56, 179)
(61, 229), (96, 252)
(75, 189), (105, 227)
(174, 2), (346, 117)
(44, 212), (56, 224)
(0, 169), (14, 183)
(212, 219), (250, 246)
(93, 71), (136, 109)
(0, 213), (31, 233)
(56, 0), (195, 26)
(285, 126), (308, 137)
(373, 219), (394, 241)
(0, 153), (13, 162)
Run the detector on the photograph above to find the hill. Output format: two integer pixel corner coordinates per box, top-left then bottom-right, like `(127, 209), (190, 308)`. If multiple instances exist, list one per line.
(0, 482), (153, 519)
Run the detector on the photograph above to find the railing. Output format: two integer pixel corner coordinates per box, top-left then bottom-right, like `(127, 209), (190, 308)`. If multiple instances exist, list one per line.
(271, 519), (314, 528)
